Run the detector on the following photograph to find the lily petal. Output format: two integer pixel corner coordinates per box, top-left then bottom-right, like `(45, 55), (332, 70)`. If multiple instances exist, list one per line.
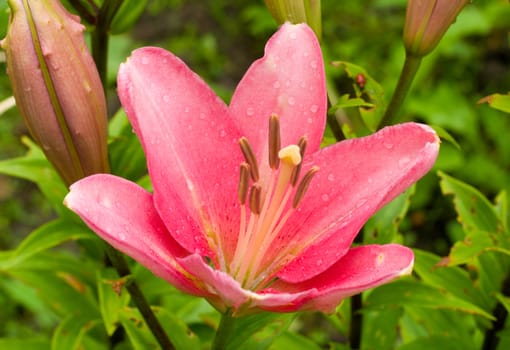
(272, 244), (414, 313)
(64, 174), (204, 295)
(276, 123), (439, 283)
(117, 47), (244, 262)
(178, 254), (313, 315)
(230, 23), (327, 160)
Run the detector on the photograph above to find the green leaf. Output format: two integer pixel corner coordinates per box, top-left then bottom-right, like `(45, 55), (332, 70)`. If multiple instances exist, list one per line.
(365, 279), (494, 319)
(108, 109), (147, 182)
(0, 338), (50, 350)
(413, 249), (491, 310)
(51, 315), (102, 350)
(97, 268), (130, 335)
(110, 0), (148, 34)
(364, 186), (415, 244)
(438, 171), (504, 233)
(330, 61), (387, 130)
(398, 335), (477, 350)
(119, 306), (201, 350)
(0, 219), (95, 271)
(438, 172), (510, 264)
(361, 307), (401, 350)
(269, 331), (322, 350)
(0, 137), (68, 215)
(479, 92), (510, 113)
(431, 125), (461, 149)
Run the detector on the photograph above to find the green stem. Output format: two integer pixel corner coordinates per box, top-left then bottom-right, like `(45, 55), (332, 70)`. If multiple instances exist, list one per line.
(349, 293), (363, 349)
(91, 0), (125, 91)
(104, 244), (176, 350)
(212, 309), (236, 350)
(380, 54), (422, 127)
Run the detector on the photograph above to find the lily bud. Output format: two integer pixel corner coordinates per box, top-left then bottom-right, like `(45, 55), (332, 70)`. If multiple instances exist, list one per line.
(403, 0), (469, 57)
(1, 0), (109, 186)
(264, 0), (322, 40)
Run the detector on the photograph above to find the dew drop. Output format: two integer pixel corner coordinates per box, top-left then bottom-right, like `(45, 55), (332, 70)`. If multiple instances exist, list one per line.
(288, 97), (295, 105)
(220, 130), (227, 137)
(289, 31), (297, 39)
(327, 173), (335, 182)
(321, 194), (330, 202)
(307, 118), (313, 124)
(310, 105), (318, 113)
(399, 156), (411, 168)
(184, 107), (190, 113)
(141, 57), (149, 65)
(310, 60), (318, 69)
(246, 107), (254, 116)
(199, 113), (206, 120)
(273, 81), (281, 89)
(316, 259), (323, 266)
(163, 95), (170, 103)
(383, 142), (393, 150)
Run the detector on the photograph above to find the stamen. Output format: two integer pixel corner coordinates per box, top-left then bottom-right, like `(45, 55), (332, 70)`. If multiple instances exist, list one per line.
(268, 115), (281, 169)
(238, 163), (250, 204)
(290, 137), (308, 186)
(293, 166), (319, 208)
(239, 137), (259, 181)
(249, 185), (262, 215)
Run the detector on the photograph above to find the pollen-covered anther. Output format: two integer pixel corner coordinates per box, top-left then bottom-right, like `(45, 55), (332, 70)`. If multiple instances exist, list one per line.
(239, 137), (259, 181)
(293, 166), (319, 208)
(290, 136), (308, 186)
(249, 184), (262, 215)
(238, 162), (250, 204)
(268, 114), (281, 169)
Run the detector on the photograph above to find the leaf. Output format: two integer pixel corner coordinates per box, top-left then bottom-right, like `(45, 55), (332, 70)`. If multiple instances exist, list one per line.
(224, 312), (295, 350)
(51, 315), (102, 350)
(478, 93), (510, 114)
(0, 219), (95, 271)
(413, 249), (491, 310)
(360, 307), (401, 350)
(97, 268), (131, 335)
(0, 137), (68, 215)
(269, 331), (322, 350)
(0, 338), (50, 350)
(438, 171), (504, 233)
(438, 172), (510, 264)
(398, 335), (477, 350)
(364, 185), (415, 244)
(331, 61), (387, 130)
(365, 279), (494, 319)
(431, 125), (461, 149)
(119, 306), (201, 350)
(110, 0), (149, 34)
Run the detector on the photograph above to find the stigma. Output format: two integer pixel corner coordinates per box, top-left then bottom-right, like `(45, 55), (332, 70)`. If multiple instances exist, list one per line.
(229, 114), (319, 290)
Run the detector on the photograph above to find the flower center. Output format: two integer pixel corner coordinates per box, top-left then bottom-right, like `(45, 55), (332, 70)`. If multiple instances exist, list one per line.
(229, 115), (319, 290)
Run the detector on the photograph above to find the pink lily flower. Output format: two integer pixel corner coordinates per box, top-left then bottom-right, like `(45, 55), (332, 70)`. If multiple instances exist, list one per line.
(64, 23), (439, 315)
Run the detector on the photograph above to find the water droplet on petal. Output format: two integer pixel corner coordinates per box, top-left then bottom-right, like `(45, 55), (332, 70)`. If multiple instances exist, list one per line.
(200, 113), (206, 120)
(307, 118), (313, 124)
(220, 130), (227, 137)
(399, 156), (411, 168)
(321, 194), (330, 202)
(246, 107), (254, 116)
(310, 105), (318, 113)
(289, 31), (297, 39)
(316, 259), (323, 266)
(383, 142), (393, 149)
(273, 81), (281, 89)
(327, 173), (335, 181)
(141, 57), (149, 65)
(310, 60), (318, 69)
(288, 97), (295, 105)
(163, 95), (170, 103)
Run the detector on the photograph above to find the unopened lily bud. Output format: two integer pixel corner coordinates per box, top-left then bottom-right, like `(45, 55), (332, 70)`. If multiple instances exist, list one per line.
(265, 0), (322, 40)
(1, 0), (109, 186)
(403, 0), (469, 57)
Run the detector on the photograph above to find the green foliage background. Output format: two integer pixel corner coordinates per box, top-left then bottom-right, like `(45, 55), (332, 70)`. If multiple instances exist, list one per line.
(0, 0), (509, 349)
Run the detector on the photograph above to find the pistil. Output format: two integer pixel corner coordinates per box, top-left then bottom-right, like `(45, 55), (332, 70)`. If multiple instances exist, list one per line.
(229, 115), (319, 289)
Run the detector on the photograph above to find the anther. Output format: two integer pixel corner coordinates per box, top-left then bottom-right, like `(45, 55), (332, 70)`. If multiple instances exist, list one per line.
(239, 137), (259, 181)
(293, 166), (319, 208)
(268, 115), (281, 169)
(249, 185), (262, 214)
(238, 163), (250, 204)
(290, 136), (308, 186)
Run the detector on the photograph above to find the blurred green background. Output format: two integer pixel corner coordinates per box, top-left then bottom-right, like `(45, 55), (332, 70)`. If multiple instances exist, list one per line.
(0, 0), (509, 344)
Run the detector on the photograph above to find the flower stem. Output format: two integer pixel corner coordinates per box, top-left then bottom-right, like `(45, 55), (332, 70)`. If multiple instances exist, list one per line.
(91, 0), (125, 90)
(212, 309), (236, 350)
(104, 244), (176, 350)
(380, 54), (422, 127)
(349, 293), (363, 349)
